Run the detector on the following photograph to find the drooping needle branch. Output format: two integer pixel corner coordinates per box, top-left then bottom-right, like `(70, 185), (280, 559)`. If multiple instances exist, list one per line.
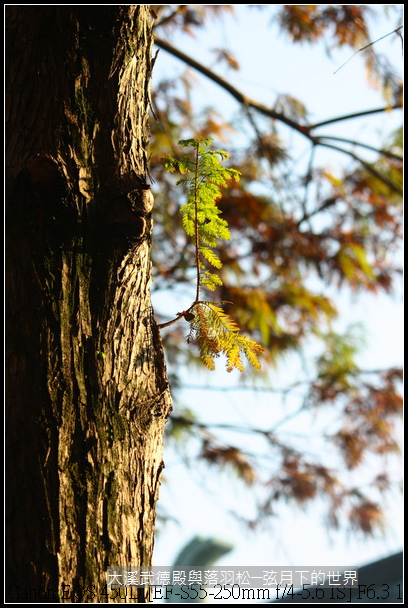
(157, 138), (265, 372)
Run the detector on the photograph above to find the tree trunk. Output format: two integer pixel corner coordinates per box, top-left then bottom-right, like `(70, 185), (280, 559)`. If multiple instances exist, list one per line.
(6, 6), (172, 602)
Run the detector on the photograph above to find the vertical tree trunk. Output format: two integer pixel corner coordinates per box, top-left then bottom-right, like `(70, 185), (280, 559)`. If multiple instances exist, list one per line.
(6, 6), (172, 601)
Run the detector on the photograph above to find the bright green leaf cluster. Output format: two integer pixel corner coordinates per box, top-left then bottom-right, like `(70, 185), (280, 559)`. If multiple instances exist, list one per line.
(164, 138), (264, 372)
(165, 137), (240, 291)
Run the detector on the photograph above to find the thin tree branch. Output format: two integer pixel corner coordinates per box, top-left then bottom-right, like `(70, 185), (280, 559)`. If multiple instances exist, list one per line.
(152, 6), (186, 30)
(178, 381), (305, 394)
(154, 36), (402, 137)
(318, 135), (403, 161)
(175, 367), (401, 394)
(169, 413), (334, 445)
(170, 415), (282, 442)
(318, 141), (403, 195)
(157, 312), (186, 329)
(297, 196), (339, 227)
(154, 35), (316, 141)
(310, 105), (402, 130)
(333, 26), (404, 75)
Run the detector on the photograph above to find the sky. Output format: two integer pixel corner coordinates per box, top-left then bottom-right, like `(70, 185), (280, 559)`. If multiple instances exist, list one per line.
(148, 5), (403, 601)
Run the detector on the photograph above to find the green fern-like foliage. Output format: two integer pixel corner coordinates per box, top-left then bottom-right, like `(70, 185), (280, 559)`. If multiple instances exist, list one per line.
(164, 137), (240, 296)
(188, 302), (265, 372)
(163, 137), (265, 372)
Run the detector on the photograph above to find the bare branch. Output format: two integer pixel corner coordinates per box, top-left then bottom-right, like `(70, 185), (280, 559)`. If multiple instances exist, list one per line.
(152, 6), (186, 30)
(333, 26), (404, 75)
(175, 366), (400, 394)
(310, 105), (402, 130)
(318, 136), (403, 162)
(318, 141), (403, 195)
(157, 312), (186, 329)
(154, 35), (403, 193)
(154, 36), (315, 140)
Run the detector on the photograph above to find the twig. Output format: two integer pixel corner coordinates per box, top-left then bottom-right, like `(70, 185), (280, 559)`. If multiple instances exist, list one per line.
(333, 26), (404, 75)
(318, 135), (403, 162)
(152, 6), (186, 30)
(156, 312), (186, 329)
(154, 36), (315, 141)
(318, 141), (403, 195)
(310, 105), (402, 130)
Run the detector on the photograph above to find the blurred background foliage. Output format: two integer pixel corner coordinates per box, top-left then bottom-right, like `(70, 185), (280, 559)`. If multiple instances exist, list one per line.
(147, 5), (403, 538)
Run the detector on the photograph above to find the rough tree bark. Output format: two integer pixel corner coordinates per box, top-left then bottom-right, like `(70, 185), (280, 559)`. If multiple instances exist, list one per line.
(6, 6), (172, 602)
